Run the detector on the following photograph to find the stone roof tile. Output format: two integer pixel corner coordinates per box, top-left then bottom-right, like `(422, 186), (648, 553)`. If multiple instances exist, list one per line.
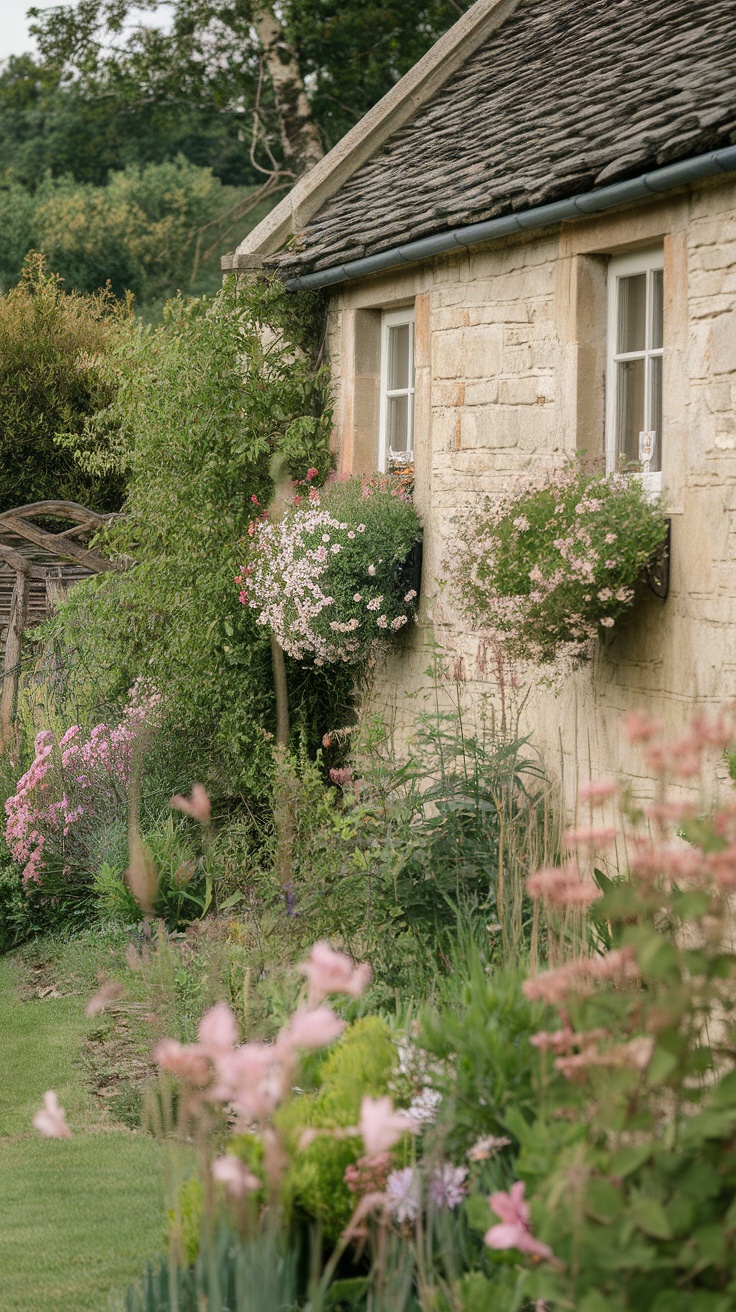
(271, 0), (736, 275)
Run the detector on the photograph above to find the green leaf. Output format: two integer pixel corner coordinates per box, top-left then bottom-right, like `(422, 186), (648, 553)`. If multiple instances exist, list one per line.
(585, 1177), (624, 1224)
(218, 891), (244, 910)
(630, 1197), (672, 1240)
(463, 1193), (493, 1233)
(608, 1144), (652, 1178)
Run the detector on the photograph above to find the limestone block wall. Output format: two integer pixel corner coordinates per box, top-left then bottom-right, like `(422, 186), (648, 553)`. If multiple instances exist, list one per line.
(323, 176), (736, 808)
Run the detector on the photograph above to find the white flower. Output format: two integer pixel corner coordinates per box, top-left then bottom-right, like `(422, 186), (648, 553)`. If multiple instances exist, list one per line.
(391, 615), (408, 630)
(357, 525), (366, 533)
(353, 593), (362, 603)
(376, 615), (388, 629)
(367, 565), (376, 576)
(366, 597), (383, 611)
(330, 544), (342, 554)
(600, 616), (615, 628)
(429, 1165), (467, 1211)
(386, 1168), (420, 1223)
(403, 590), (417, 602)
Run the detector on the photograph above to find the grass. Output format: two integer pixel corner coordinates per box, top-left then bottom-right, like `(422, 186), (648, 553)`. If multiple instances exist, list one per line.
(0, 955), (166, 1311)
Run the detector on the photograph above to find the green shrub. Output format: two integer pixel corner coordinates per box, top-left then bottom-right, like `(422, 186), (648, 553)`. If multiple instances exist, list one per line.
(280, 1016), (398, 1240)
(289, 706), (550, 1003)
(42, 273), (353, 809)
(0, 252), (128, 512)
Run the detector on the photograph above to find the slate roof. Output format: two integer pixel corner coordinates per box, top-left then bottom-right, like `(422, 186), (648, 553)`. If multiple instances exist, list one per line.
(271, 0), (736, 276)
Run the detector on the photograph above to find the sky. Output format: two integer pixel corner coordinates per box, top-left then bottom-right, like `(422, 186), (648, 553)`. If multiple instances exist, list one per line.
(1, 0), (62, 62)
(0, 0), (172, 63)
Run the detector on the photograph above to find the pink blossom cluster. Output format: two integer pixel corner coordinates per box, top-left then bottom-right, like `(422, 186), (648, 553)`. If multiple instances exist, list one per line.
(236, 489), (417, 665)
(5, 681), (161, 884)
(454, 464), (666, 664)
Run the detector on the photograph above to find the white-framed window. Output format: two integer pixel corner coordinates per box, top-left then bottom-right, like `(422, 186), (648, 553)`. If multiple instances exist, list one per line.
(606, 248), (664, 493)
(379, 307), (414, 472)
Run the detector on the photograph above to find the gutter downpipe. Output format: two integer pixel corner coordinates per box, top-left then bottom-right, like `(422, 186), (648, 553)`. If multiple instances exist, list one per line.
(283, 145), (736, 291)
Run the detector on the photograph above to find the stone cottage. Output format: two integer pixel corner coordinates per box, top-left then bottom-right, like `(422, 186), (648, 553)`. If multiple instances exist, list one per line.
(224, 0), (736, 800)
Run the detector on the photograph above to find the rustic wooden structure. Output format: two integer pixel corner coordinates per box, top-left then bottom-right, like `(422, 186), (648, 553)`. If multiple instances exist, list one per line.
(0, 501), (117, 749)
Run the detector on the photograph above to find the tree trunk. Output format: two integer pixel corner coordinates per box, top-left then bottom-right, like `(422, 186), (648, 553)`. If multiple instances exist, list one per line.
(252, 3), (324, 177)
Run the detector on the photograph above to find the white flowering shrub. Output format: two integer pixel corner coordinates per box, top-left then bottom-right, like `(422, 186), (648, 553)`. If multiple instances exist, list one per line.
(454, 465), (668, 664)
(238, 475), (421, 665)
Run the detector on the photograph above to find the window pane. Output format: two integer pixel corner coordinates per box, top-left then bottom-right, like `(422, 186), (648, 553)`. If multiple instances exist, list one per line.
(387, 323), (411, 391)
(387, 394), (409, 451)
(616, 357), (645, 466)
(650, 270), (663, 350)
(648, 355), (662, 472)
(617, 274), (646, 354)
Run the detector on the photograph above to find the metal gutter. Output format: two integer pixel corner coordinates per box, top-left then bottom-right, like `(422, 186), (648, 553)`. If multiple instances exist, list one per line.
(283, 145), (736, 291)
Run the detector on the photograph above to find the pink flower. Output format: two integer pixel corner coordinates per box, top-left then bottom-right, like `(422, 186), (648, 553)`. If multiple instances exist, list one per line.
(306, 467), (319, 482)
(170, 783), (211, 824)
(359, 1095), (418, 1156)
(251, 494), (259, 504)
(33, 1091), (72, 1139)
(198, 1002), (238, 1055)
(153, 1038), (211, 1085)
(578, 779), (618, 805)
(484, 1182), (553, 1260)
(299, 942), (372, 1006)
(212, 1155), (260, 1198)
(281, 1006), (346, 1049)
(85, 980), (123, 1016)
(623, 711), (663, 744)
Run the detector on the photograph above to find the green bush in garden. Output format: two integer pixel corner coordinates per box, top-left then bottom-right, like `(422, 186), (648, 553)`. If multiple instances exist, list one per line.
(286, 706), (550, 1002)
(454, 462), (668, 664)
(42, 273), (353, 810)
(0, 252), (128, 512)
(279, 1016), (399, 1240)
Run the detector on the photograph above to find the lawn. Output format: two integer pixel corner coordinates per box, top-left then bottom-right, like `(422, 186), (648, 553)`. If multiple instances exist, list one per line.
(0, 957), (166, 1312)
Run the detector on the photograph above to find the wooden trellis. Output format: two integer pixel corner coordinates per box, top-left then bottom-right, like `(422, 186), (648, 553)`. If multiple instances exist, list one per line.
(0, 501), (118, 749)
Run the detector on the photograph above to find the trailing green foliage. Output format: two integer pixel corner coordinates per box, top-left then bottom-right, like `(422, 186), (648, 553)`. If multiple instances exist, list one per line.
(0, 253), (128, 512)
(454, 463), (668, 664)
(43, 273), (351, 808)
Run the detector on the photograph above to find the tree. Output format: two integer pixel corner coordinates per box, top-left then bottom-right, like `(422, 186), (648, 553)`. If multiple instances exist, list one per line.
(24, 0), (471, 194)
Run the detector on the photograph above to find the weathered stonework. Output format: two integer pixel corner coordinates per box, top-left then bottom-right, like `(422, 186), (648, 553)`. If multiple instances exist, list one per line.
(324, 178), (736, 807)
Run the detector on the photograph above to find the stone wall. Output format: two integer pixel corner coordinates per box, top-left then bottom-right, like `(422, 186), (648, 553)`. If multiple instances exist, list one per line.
(324, 176), (736, 808)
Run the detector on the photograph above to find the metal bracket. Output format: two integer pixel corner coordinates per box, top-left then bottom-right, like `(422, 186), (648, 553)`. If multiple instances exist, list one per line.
(646, 518), (671, 600)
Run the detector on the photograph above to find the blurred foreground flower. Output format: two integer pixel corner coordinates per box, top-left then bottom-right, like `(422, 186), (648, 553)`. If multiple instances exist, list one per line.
(33, 1091), (71, 1139)
(170, 783), (211, 824)
(359, 1095), (419, 1157)
(485, 1182), (553, 1260)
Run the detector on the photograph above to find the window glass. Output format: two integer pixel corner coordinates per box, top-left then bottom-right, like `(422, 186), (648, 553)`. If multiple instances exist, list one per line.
(380, 309), (414, 470)
(387, 324), (411, 392)
(608, 250), (664, 484)
(649, 355), (662, 471)
(617, 274), (646, 354)
(650, 270), (663, 350)
(616, 358), (645, 464)
(387, 395), (410, 451)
